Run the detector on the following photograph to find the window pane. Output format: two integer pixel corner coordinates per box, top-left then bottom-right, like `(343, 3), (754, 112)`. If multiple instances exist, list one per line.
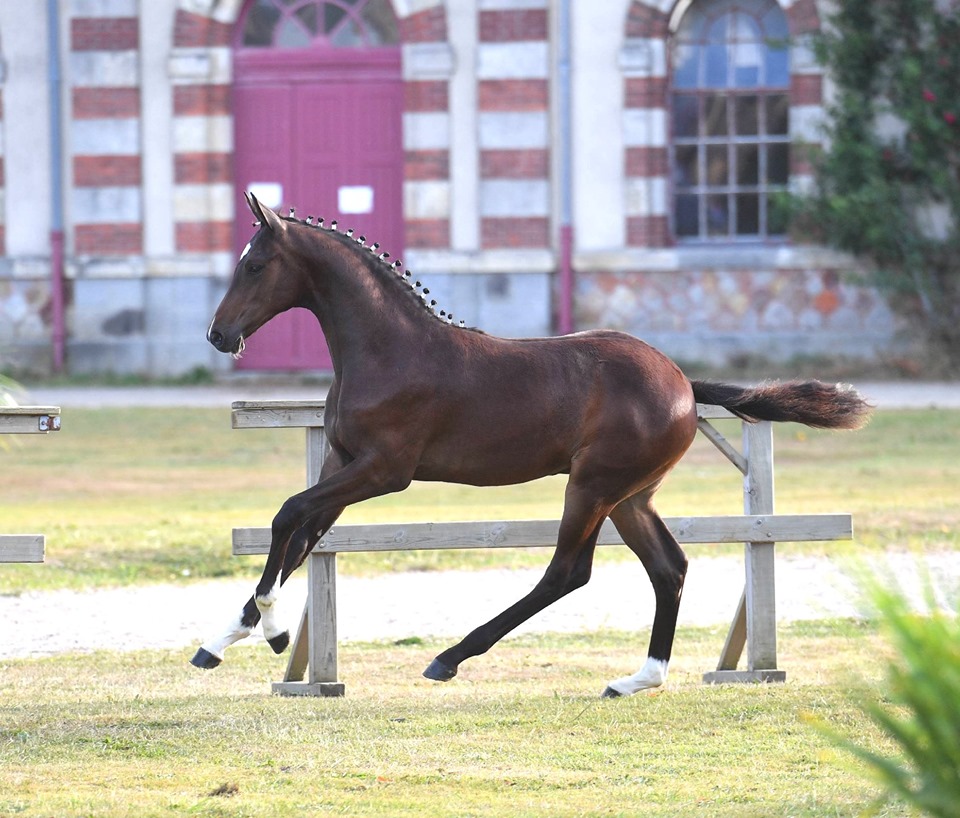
(764, 44), (789, 86)
(676, 194), (700, 237)
(767, 143), (789, 184)
(735, 96), (758, 135)
(736, 144), (759, 185)
(360, 0), (399, 45)
(707, 194), (729, 236)
(242, 0), (280, 46)
(675, 145), (699, 187)
(673, 94), (699, 137)
(705, 43), (728, 87)
(673, 43), (700, 88)
(324, 3), (347, 33)
(705, 96), (728, 136)
(331, 17), (365, 46)
(707, 144), (729, 186)
(761, 6), (789, 39)
(766, 95), (789, 135)
(736, 194), (759, 234)
(768, 193), (789, 235)
(295, 4), (319, 35)
(276, 15), (311, 47)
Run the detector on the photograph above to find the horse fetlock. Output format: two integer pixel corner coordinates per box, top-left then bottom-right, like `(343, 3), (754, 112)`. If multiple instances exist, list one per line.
(603, 657), (668, 698)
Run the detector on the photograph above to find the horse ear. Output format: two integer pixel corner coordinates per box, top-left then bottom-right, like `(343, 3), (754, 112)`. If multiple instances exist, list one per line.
(246, 192), (284, 233)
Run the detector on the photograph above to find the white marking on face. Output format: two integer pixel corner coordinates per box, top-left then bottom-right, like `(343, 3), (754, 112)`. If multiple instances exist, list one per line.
(256, 585), (283, 640)
(606, 657), (668, 697)
(239, 241), (252, 261)
(200, 613), (252, 661)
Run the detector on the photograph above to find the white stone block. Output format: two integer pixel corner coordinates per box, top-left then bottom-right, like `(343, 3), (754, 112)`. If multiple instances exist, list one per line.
(173, 183), (234, 222)
(479, 179), (550, 217)
(172, 115), (234, 153)
(72, 119), (140, 155)
(168, 47), (232, 84)
(403, 112), (450, 150)
(624, 177), (668, 217)
(791, 105), (825, 142)
(69, 0), (137, 16)
(72, 186), (142, 224)
(402, 43), (455, 80)
(478, 112), (548, 149)
(622, 108), (667, 147)
(619, 38), (667, 78)
(70, 51), (138, 87)
(403, 180), (450, 220)
(477, 42), (548, 80)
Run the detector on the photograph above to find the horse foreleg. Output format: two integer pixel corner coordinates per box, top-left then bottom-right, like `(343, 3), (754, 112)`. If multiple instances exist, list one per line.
(601, 493), (688, 697)
(424, 485), (607, 682)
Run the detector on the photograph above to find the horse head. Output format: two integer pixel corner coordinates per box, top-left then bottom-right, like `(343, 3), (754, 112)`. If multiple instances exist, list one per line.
(207, 192), (299, 356)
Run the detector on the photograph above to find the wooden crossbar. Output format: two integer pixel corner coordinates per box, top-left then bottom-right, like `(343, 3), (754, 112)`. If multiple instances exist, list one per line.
(1, 406), (60, 566)
(228, 399), (854, 696)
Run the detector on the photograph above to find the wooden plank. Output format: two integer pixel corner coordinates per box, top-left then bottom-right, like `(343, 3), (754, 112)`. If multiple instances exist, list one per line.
(308, 552), (339, 685)
(697, 404), (736, 420)
(282, 601), (310, 683)
(0, 535), (45, 563)
(702, 669), (786, 685)
(232, 401), (325, 430)
(697, 419), (747, 474)
(233, 513), (852, 555)
(0, 407), (61, 434)
(713, 590), (747, 671)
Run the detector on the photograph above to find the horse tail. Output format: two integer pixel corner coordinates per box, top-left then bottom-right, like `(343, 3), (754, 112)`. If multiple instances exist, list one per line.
(690, 379), (872, 430)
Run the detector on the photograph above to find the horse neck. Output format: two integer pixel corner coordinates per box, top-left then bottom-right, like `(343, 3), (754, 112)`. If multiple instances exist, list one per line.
(297, 230), (434, 372)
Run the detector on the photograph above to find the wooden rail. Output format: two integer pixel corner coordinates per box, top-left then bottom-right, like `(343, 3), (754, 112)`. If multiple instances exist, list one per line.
(1, 406), (61, 564)
(230, 400), (853, 696)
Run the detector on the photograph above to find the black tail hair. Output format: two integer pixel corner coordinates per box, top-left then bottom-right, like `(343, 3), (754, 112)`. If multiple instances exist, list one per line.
(690, 379), (872, 430)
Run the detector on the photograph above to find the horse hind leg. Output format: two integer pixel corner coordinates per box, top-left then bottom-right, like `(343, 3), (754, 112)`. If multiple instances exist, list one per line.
(424, 483), (608, 682)
(602, 493), (688, 698)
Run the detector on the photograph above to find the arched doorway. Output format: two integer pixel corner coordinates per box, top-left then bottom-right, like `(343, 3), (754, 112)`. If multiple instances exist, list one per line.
(232, 0), (404, 371)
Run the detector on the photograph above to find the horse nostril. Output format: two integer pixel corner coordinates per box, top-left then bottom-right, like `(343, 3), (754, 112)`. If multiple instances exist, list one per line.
(208, 329), (224, 350)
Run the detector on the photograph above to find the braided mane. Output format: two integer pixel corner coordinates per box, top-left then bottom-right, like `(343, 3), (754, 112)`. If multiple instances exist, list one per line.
(269, 208), (471, 330)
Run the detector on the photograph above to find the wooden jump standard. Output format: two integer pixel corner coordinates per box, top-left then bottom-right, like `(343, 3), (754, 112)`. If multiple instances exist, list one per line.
(230, 400), (852, 696)
(0, 406), (61, 565)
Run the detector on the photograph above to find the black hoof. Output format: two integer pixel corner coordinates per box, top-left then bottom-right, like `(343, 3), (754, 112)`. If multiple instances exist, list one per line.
(267, 631), (290, 655)
(601, 686), (623, 699)
(422, 658), (458, 682)
(190, 647), (222, 670)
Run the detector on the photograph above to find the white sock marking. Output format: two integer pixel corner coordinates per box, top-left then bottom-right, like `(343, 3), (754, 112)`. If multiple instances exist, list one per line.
(201, 613), (252, 661)
(606, 657), (668, 696)
(256, 585), (284, 640)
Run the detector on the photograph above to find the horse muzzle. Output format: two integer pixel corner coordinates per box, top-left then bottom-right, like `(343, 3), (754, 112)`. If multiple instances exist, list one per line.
(207, 326), (244, 356)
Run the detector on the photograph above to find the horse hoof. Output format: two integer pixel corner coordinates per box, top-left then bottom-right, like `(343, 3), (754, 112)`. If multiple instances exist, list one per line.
(267, 631), (290, 655)
(190, 647), (222, 670)
(422, 658), (457, 682)
(601, 686), (623, 699)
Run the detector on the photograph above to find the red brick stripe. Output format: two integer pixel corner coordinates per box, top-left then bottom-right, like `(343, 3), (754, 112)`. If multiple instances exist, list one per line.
(175, 221), (233, 253)
(71, 17), (139, 51)
(626, 2), (669, 38)
(405, 218), (450, 248)
(625, 147), (668, 177)
(479, 79), (548, 112)
(75, 223), (143, 255)
(174, 85), (232, 117)
(74, 155), (142, 186)
(626, 215), (671, 248)
(175, 152), (233, 185)
(481, 217), (549, 249)
(790, 74), (823, 106)
(173, 9), (233, 48)
(479, 9), (548, 42)
(72, 87), (140, 119)
(405, 80), (448, 112)
(399, 6), (447, 43)
(481, 149), (549, 179)
(625, 77), (666, 109)
(405, 150), (449, 181)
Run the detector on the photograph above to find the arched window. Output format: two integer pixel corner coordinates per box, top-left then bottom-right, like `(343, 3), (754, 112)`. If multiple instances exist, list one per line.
(240, 0), (399, 49)
(670, 0), (789, 240)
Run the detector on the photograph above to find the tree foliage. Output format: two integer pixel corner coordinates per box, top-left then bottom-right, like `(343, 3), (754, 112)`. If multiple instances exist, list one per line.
(789, 0), (960, 371)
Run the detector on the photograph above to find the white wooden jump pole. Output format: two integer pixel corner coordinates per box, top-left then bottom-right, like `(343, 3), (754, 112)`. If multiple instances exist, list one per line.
(230, 400), (852, 696)
(0, 406), (61, 565)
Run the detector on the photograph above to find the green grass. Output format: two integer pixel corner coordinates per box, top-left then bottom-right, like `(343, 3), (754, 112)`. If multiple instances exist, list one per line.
(0, 621), (908, 817)
(1, 408), (958, 592)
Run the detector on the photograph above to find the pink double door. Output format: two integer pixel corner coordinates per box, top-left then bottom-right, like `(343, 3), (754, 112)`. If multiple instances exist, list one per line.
(232, 48), (404, 371)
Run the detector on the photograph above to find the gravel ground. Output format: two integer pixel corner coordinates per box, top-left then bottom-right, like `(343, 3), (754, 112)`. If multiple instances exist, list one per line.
(3, 381), (958, 662)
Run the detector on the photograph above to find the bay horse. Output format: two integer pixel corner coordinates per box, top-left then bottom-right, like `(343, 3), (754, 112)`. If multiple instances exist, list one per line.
(192, 192), (870, 697)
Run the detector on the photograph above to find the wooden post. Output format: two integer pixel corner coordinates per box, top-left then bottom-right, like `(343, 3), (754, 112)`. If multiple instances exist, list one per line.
(704, 420), (785, 684)
(271, 422), (345, 696)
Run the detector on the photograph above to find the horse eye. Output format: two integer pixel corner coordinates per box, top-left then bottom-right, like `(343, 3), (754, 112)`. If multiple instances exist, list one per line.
(247, 263), (264, 275)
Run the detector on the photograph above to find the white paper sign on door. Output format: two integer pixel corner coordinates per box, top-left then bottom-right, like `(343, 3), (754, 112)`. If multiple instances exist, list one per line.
(248, 182), (283, 209)
(338, 185), (374, 214)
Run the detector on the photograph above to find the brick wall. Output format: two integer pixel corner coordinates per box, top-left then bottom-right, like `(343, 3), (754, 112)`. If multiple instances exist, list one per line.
(70, 8), (143, 255)
(477, 2), (551, 250)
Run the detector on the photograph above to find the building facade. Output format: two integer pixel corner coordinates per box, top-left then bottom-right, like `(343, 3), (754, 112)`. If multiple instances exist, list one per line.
(0, 0), (899, 376)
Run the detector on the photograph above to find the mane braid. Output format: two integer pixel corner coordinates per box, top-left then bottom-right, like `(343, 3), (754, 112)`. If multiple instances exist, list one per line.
(277, 210), (479, 331)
